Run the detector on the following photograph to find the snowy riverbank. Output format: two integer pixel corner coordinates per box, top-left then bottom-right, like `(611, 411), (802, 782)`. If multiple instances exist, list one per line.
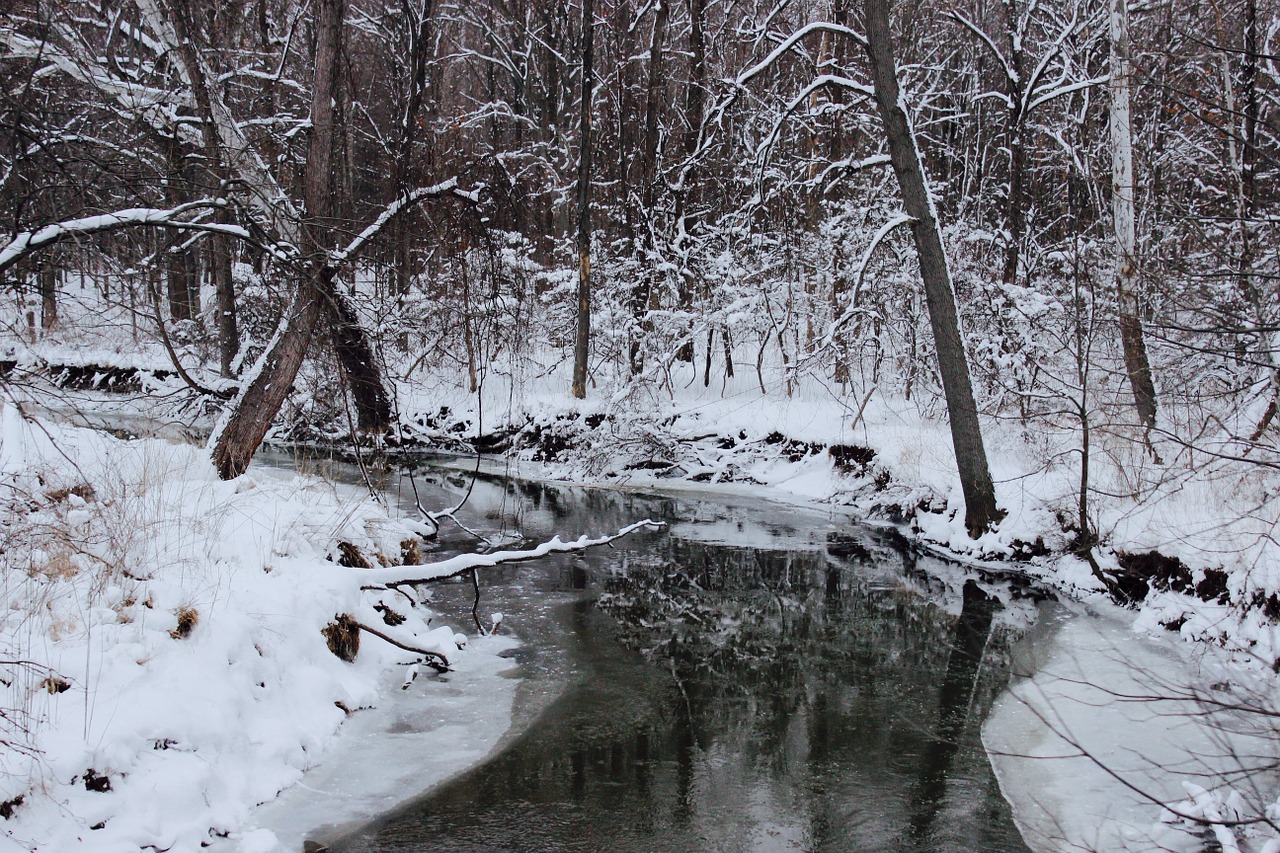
(985, 600), (1280, 852)
(4, 357), (1280, 850)
(0, 403), (517, 853)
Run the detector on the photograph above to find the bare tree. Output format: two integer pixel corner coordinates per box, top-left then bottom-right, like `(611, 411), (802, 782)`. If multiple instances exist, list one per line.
(862, 0), (1002, 537)
(571, 0), (594, 400)
(1109, 0), (1159, 435)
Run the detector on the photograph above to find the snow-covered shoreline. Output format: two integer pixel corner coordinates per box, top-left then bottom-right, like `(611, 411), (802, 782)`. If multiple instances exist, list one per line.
(0, 404), (519, 853)
(5, 366), (1280, 851)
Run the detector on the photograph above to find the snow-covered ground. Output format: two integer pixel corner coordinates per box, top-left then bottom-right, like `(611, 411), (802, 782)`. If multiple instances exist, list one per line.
(6, 278), (1280, 850)
(243, 629), (519, 853)
(986, 601), (1280, 852)
(0, 402), (517, 853)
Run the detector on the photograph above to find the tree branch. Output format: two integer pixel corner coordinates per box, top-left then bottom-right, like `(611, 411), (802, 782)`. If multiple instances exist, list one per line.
(357, 519), (666, 586)
(0, 201), (282, 275)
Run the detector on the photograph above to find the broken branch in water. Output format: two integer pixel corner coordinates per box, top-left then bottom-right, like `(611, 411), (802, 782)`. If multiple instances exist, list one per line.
(353, 519), (667, 587)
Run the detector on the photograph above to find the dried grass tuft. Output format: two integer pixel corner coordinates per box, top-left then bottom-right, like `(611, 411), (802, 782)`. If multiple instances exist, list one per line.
(169, 607), (199, 639)
(322, 614), (360, 662)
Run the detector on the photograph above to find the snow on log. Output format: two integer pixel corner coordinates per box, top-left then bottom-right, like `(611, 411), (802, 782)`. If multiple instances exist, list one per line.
(358, 519), (666, 586)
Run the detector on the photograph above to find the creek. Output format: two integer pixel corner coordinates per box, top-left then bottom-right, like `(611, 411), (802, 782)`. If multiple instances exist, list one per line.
(283, 456), (1041, 853)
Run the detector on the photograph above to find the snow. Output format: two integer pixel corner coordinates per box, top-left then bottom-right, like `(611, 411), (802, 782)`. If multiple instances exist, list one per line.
(246, 632), (520, 852)
(0, 401), (516, 853)
(0, 203), (248, 273)
(985, 601), (1280, 852)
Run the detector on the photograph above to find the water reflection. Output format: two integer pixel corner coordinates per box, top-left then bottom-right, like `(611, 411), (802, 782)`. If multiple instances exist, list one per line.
(313, 462), (1036, 853)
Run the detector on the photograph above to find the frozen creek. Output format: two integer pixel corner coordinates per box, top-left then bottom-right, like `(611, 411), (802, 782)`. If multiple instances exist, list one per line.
(255, 457), (1272, 853)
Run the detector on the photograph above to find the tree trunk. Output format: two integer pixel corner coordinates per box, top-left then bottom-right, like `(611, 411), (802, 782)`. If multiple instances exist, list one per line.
(571, 0), (594, 400)
(862, 0), (1000, 538)
(1109, 0), (1158, 432)
(673, 0), (707, 366)
(328, 290), (392, 430)
(162, 0), (388, 432)
(1236, 0), (1278, 439)
(212, 278), (325, 479)
(1003, 121), (1025, 285)
(212, 201), (238, 377)
(211, 0), (347, 478)
(1001, 7), (1027, 286)
(167, 250), (194, 322)
(39, 264), (56, 332)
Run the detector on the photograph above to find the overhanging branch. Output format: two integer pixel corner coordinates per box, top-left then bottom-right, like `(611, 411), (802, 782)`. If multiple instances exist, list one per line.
(0, 201), (287, 275)
(357, 519), (666, 586)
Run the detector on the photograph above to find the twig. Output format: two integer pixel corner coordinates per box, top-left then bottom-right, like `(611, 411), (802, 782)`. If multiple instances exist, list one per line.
(352, 620), (449, 671)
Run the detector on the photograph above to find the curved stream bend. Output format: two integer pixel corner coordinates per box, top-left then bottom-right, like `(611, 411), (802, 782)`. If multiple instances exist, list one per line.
(293, 461), (1041, 853)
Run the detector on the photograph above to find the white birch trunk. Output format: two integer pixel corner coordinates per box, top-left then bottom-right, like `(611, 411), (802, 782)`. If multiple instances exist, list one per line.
(1109, 0), (1159, 433)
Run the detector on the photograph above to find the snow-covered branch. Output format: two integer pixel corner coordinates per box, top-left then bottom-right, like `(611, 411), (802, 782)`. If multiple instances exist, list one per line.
(948, 11), (1018, 86)
(0, 201), (260, 274)
(1025, 75), (1109, 114)
(358, 520), (666, 586)
(328, 179), (479, 266)
(734, 22), (866, 88)
(826, 211), (913, 341)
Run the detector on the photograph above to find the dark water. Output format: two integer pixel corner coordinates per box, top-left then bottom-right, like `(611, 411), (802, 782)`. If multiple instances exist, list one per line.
(303, 457), (1037, 853)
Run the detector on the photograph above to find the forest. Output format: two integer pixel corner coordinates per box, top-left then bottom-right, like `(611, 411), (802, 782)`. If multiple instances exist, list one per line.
(2, 0), (1280, 850)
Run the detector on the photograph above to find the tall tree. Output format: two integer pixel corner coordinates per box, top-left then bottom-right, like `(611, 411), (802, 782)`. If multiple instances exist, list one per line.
(210, 0), (349, 479)
(1109, 0), (1159, 434)
(571, 0), (594, 400)
(862, 0), (1001, 537)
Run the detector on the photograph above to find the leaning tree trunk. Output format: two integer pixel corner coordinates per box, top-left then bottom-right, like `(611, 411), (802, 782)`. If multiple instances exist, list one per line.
(1109, 0), (1158, 433)
(211, 0), (347, 479)
(211, 280), (325, 479)
(862, 0), (1000, 538)
(161, 0), (389, 431)
(571, 0), (594, 400)
(326, 291), (392, 431)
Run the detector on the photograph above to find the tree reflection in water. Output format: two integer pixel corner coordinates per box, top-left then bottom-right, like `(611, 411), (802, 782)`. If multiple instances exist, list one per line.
(327, 473), (1038, 853)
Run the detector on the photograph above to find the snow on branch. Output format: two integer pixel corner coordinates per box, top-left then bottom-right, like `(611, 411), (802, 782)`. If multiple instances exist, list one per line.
(753, 75), (877, 182)
(358, 519), (666, 586)
(734, 22), (866, 88)
(814, 153), (892, 187)
(1025, 75), (1110, 114)
(328, 179), (480, 266)
(825, 212), (913, 341)
(0, 201), (265, 274)
(794, 73), (876, 103)
(948, 12), (1019, 86)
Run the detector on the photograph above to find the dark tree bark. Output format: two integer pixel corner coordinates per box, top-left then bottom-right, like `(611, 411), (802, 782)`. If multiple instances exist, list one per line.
(165, 2), (238, 374)
(211, 201), (238, 377)
(631, 0), (671, 373)
(862, 0), (1001, 538)
(1238, 0), (1277, 440)
(673, 0), (707, 367)
(39, 264), (56, 332)
(212, 0), (347, 479)
(166, 249), (195, 323)
(571, 0), (594, 400)
(328, 290), (392, 429)
(212, 281), (325, 480)
(1002, 6), (1027, 286)
(166, 0), (387, 430)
